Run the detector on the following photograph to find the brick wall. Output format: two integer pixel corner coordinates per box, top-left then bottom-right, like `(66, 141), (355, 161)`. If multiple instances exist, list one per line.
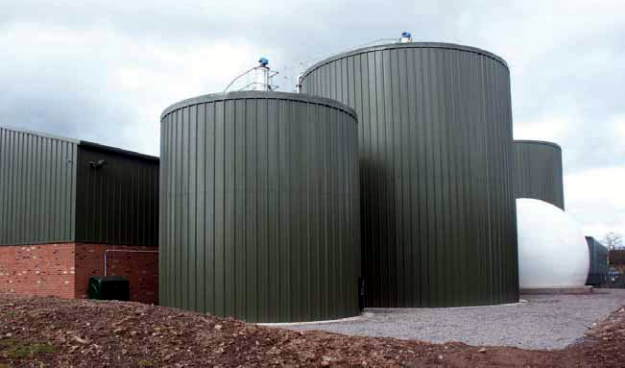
(0, 243), (76, 298)
(0, 243), (158, 304)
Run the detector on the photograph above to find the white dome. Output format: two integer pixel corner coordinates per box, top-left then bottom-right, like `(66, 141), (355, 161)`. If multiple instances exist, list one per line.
(517, 198), (589, 289)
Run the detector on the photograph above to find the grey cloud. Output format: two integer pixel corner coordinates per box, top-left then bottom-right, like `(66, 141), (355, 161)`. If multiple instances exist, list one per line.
(1, 0), (624, 235)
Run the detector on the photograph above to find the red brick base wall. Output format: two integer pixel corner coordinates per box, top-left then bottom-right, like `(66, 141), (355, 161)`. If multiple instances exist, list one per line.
(0, 243), (158, 304)
(0, 243), (76, 298)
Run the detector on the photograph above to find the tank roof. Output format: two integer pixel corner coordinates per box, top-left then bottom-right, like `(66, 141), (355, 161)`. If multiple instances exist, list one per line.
(302, 42), (509, 79)
(513, 139), (562, 151)
(161, 91), (357, 120)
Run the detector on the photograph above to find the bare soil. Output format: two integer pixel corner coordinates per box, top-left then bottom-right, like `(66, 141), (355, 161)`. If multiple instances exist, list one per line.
(1, 294), (624, 367)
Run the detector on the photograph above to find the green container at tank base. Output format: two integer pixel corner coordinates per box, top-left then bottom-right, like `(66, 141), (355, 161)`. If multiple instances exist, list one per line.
(159, 91), (361, 323)
(88, 276), (130, 301)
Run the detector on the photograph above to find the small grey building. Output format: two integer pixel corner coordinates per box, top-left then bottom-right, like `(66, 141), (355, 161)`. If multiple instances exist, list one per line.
(586, 236), (608, 287)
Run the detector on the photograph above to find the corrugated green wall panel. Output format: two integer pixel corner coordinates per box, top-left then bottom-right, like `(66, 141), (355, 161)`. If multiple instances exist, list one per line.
(1, 126), (159, 247)
(513, 140), (564, 209)
(0, 127), (77, 245)
(75, 145), (159, 246)
(301, 43), (519, 307)
(160, 91), (361, 322)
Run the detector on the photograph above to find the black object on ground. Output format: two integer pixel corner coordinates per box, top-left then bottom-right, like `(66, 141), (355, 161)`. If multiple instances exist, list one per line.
(88, 276), (130, 301)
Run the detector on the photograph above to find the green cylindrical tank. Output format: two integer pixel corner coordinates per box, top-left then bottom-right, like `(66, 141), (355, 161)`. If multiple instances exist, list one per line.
(301, 42), (519, 307)
(159, 91), (361, 322)
(513, 140), (565, 209)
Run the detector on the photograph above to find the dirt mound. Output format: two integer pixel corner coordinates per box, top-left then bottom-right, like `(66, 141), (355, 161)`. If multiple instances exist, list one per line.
(1, 295), (623, 367)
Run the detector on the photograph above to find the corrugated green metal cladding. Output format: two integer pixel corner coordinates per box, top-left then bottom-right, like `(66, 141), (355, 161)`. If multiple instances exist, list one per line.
(0, 127), (77, 245)
(159, 91), (361, 322)
(301, 42), (519, 307)
(0, 126), (159, 246)
(513, 140), (564, 209)
(75, 143), (159, 246)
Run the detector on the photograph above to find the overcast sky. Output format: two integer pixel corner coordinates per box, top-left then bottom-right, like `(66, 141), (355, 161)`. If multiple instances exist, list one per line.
(1, 0), (624, 239)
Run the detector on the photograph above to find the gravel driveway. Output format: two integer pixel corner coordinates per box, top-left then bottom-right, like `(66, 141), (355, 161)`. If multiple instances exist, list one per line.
(287, 289), (625, 350)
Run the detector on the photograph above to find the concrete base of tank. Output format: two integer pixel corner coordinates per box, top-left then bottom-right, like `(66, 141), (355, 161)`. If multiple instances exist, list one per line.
(520, 286), (593, 295)
(258, 315), (363, 327)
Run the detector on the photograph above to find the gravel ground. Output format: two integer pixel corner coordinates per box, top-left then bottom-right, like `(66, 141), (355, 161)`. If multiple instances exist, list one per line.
(288, 289), (625, 350)
(3, 293), (625, 366)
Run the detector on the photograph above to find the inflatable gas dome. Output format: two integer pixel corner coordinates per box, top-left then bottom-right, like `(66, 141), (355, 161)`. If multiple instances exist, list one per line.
(517, 198), (589, 289)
